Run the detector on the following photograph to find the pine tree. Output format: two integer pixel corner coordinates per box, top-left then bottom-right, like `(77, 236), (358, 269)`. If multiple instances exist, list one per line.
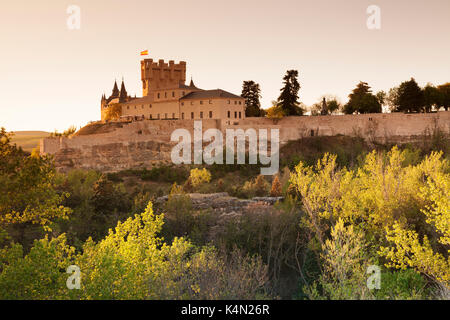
(270, 175), (282, 197)
(277, 70), (303, 116)
(241, 81), (263, 117)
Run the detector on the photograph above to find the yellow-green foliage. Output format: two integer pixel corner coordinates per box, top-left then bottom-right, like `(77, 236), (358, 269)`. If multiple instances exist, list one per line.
(0, 128), (71, 231)
(379, 152), (449, 288)
(290, 147), (450, 290)
(0, 235), (76, 299)
(0, 202), (270, 299)
(188, 168), (211, 188)
(306, 218), (373, 300)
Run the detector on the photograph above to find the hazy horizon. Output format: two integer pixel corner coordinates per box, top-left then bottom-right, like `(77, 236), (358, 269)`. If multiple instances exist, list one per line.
(1, 0), (449, 132)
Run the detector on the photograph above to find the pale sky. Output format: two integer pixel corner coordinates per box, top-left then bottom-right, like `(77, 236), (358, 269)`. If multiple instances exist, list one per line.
(1, 0), (449, 132)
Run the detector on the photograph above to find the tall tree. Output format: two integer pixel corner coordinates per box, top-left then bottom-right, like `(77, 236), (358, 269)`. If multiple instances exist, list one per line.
(344, 81), (381, 114)
(437, 83), (450, 111)
(241, 81), (263, 117)
(376, 91), (386, 109)
(277, 70), (304, 116)
(392, 78), (424, 113)
(386, 87), (399, 112)
(423, 84), (440, 113)
(0, 128), (71, 243)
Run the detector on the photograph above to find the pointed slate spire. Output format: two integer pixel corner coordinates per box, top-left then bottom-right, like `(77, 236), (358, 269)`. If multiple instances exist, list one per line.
(111, 80), (120, 98)
(119, 78), (128, 103)
(189, 77), (196, 88)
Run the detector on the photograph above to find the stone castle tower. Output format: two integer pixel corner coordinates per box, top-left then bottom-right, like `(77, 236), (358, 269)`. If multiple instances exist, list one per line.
(141, 59), (187, 96)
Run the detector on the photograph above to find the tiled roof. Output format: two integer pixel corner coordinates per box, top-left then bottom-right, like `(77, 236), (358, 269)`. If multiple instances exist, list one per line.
(180, 89), (243, 100)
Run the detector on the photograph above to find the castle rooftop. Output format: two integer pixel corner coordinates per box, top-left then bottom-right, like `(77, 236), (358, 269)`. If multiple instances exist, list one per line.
(180, 89), (243, 100)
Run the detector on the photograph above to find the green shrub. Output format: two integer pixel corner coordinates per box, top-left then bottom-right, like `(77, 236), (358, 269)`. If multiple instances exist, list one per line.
(375, 269), (429, 300)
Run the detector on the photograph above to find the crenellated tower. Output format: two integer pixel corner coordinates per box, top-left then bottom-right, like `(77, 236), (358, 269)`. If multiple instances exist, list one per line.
(141, 59), (187, 96)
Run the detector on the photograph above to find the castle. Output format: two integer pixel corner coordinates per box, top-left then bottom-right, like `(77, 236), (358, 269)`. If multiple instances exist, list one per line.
(40, 57), (450, 173)
(101, 59), (246, 122)
(101, 79), (134, 110)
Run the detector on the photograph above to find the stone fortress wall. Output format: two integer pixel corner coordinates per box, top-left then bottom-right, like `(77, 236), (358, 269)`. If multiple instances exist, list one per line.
(40, 111), (450, 172)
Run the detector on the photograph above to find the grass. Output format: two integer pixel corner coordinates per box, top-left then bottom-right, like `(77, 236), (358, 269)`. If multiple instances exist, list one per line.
(9, 131), (50, 153)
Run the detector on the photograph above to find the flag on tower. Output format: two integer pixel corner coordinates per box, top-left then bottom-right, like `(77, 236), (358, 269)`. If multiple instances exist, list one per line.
(140, 50), (149, 56)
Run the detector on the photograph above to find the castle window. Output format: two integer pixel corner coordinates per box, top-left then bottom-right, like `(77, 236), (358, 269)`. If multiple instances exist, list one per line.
(235, 101), (237, 105)
(157, 93), (160, 99)
(182, 113), (185, 119)
(172, 91), (175, 97)
(310, 130), (314, 137)
(191, 112), (194, 119)
(127, 106), (130, 110)
(239, 112), (241, 119)
(172, 113), (175, 119)
(239, 101), (242, 105)
(200, 112), (203, 119)
(200, 101), (203, 105)
(209, 111), (213, 118)
(150, 104), (152, 108)
(234, 111), (237, 118)
(150, 114), (152, 119)
(165, 113), (168, 119)
(227, 111), (230, 118)
(165, 92), (167, 98)
(209, 100), (212, 104)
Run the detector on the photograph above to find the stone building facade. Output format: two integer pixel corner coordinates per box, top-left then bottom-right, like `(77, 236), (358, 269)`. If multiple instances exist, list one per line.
(101, 59), (246, 121)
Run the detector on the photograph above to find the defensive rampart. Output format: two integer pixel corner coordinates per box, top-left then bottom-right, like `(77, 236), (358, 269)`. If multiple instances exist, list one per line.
(40, 112), (450, 172)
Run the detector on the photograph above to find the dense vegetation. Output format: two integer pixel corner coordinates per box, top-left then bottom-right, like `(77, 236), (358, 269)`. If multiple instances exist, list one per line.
(247, 72), (450, 116)
(0, 127), (449, 299)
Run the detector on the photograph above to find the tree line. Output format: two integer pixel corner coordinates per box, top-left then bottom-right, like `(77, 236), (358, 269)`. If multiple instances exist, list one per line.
(241, 72), (450, 117)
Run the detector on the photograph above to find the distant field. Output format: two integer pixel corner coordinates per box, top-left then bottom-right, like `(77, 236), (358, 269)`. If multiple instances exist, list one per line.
(9, 131), (50, 153)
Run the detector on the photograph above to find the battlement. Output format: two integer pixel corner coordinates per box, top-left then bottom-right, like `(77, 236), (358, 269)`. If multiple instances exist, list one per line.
(41, 112), (450, 173)
(141, 58), (187, 95)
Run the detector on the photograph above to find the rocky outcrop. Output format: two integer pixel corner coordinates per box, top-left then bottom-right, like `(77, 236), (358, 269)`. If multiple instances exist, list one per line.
(154, 192), (284, 214)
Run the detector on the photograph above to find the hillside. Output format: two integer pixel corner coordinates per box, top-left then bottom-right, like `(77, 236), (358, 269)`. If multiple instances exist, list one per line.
(9, 131), (50, 153)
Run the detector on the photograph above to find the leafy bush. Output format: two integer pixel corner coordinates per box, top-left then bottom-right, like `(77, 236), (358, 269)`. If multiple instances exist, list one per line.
(291, 147), (450, 296)
(375, 269), (429, 300)
(190, 168), (212, 187)
(0, 203), (271, 300)
(242, 175), (270, 198)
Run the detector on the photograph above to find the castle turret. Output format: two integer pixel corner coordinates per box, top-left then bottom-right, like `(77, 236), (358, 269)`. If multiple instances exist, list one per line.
(189, 77), (197, 88)
(111, 80), (120, 98)
(119, 79), (128, 103)
(101, 94), (106, 108)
